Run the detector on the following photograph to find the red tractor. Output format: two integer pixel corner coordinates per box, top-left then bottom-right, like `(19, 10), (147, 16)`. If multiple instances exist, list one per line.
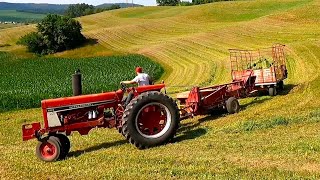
(22, 72), (257, 163)
(22, 83), (180, 162)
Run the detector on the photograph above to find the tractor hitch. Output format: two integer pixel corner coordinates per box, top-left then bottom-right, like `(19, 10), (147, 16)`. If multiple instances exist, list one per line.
(22, 122), (42, 141)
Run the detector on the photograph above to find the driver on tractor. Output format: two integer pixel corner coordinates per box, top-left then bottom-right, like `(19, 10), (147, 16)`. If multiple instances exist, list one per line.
(120, 67), (152, 106)
(120, 67), (151, 86)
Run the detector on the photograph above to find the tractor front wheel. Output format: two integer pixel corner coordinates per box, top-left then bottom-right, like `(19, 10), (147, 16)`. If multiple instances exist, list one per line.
(121, 91), (179, 149)
(226, 97), (240, 114)
(53, 133), (70, 160)
(36, 136), (61, 162)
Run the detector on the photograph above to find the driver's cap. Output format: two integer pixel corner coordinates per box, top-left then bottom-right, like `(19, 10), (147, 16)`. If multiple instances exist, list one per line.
(135, 67), (142, 73)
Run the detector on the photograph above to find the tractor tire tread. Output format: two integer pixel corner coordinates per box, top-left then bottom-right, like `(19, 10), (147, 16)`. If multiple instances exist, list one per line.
(121, 91), (179, 149)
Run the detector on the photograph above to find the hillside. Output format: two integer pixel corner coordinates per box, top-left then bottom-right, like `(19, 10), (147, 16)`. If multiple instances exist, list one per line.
(0, 2), (143, 15)
(0, 2), (69, 14)
(1, 0), (320, 178)
(0, 10), (46, 22)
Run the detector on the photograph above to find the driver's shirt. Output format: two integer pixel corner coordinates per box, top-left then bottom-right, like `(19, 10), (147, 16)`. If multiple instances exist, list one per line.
(132, 73), (150, 86)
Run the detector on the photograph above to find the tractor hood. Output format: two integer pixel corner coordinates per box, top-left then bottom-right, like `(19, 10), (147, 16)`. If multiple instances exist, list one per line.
(41, 90), (123, 109)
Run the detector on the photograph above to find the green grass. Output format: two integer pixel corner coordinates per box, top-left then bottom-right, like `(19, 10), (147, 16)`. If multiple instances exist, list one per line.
(0, 52), (163, 112)
(0, 10), (45, 22)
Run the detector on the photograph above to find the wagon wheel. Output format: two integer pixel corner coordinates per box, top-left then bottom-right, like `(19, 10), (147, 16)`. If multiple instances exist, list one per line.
(36, 136), (61, 162)
(226, 97), (240, 114)
(277, 81), (284, 91)
(53, 134), (70, 160)
(268, 87), (277, 96)
(121, 91), (179, 149)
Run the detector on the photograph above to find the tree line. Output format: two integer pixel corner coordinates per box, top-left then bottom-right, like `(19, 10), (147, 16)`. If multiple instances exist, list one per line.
(65, 3), (121, 18)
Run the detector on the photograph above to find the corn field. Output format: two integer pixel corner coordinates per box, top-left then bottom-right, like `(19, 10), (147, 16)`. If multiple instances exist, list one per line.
(0, 52), (163, 112)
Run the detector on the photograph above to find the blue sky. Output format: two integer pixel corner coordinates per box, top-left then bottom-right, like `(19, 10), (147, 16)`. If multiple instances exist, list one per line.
(2, 0), (158, 6)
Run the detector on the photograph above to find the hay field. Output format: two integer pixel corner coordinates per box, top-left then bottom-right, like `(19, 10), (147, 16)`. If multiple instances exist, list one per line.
(1, 0), (320, 178)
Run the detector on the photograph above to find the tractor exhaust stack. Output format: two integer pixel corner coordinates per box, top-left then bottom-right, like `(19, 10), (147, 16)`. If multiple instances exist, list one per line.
(72, 69), (82, 96)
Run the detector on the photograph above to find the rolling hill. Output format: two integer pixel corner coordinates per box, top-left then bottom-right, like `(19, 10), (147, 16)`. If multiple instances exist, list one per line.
(0, 0), (320, 178)
(0, 10), (46, 22)
(0, 2), (143, 16)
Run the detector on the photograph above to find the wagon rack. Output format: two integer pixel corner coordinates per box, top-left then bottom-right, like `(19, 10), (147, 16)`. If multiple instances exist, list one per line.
(229, 44), (287, 96)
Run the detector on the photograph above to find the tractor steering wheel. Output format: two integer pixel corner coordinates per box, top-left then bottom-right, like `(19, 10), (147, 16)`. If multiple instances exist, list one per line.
(120, 82), (127, 91)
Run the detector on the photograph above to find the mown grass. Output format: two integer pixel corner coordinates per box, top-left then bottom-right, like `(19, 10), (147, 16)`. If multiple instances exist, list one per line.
(0, 52), (163, 112)
(0, 24), (20, 30)
(1, 107), (320, 179)
(0, 0), (320, 178)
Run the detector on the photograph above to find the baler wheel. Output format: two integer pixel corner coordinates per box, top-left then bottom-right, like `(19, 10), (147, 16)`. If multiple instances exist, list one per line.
(269, 87), (277, 96)
(53, 134), (70, 160)
(121, 91), (179, 149)
(226, 97), (240, 114)
(36, 136), (61, 162)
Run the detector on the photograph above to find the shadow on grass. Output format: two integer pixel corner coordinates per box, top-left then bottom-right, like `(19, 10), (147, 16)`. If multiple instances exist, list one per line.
(241, 97), (272, 110)
(68, 139), (127, 158)
(278, 84), (296, 95)
(85, 38), (98, 46)
(173, 112), (223, 143)
(241, 84), (296, 110)
(174, 128), (207, 143)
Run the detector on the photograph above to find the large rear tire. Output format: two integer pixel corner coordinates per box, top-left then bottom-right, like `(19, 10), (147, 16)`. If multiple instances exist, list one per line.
(121, 91), (179, 149)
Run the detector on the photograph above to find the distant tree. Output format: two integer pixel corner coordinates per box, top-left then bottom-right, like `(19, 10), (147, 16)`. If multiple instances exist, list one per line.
(106, 4), (121, 10)
(94, 8), (104, 14)
(65, 3), (95, 18)
(65, 3), (121, 17)
(17, 32), (46, 54)
(84, 8), (94, 15)
(192, 0), (233, 5)
(18, 14), (86, 55)
(156, 0), (180, 6)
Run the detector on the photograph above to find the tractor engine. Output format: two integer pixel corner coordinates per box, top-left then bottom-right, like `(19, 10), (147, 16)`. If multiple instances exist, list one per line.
(59, 107), (100, 125)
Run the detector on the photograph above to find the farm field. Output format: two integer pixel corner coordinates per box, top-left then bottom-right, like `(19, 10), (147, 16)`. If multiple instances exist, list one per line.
(0, 10), (45, 22)
(0, 23), (20, 30)
(0, 0), (320, 179)
(0, 52), (163, 112)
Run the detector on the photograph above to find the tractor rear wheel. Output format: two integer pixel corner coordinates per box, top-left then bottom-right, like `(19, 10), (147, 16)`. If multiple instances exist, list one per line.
(53, 134), (70, 160)
(121, 91), (179, 149)
(36, 136), (61, 162)
(226, 97), (240, 114)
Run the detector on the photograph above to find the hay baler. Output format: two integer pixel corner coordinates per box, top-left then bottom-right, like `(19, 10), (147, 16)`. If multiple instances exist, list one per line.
(177, 70), (256, 118)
